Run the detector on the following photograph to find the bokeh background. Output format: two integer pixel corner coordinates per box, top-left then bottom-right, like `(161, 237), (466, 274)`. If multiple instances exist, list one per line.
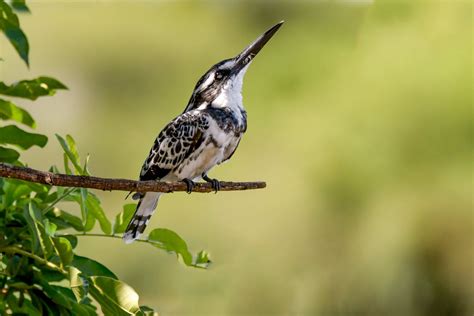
(1, 1), (472, 315)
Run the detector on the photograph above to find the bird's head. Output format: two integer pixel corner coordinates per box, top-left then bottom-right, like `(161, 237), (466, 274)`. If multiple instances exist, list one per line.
(183, 21), (284, 113)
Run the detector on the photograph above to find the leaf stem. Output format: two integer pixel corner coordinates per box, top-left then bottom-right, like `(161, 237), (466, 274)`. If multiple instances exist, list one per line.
(0, 246), (67, 275)
(55, 233), (160, 246)
(42, 187), (77, 215)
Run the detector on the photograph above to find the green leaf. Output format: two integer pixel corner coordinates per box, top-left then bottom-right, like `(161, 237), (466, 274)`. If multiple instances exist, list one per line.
(0, 125), (47, 149)
(55, 286), (97, 316)
(23, 204), (41, 254)
(50, 208), (84, 231)
(52, 237), (73, 267)
(61, 234), (78, 249)
(83, 208), (97, 232)
(6, 294), (41, 316)
(39, 281), (72, 310)
(1, 179), (30, 207)
(11, 182), (31, 200)
(0, 77), (67, 100)
(10, 0), (30, 12)
(89, 276), (141, 316)
(83, 153), (91, 176)
(43, 218), (57, 236)
(49, 164), (60, 174)
(25, 203), (54, 257)
(86, 193), (112, 235)
(79, 188), (88, 224)
(63, 153), (72, 175)
(148, 228), (193, 266)
(194, 250), (211, 269)
(56, 134), (83, 174)
(40, 269), (66, 283)
(29, 204), (54, 257)
(147, 229), (211, 268)
(24, 180), (49, 195)
(69, 266), (88, 303)
(0, 2), (29, 66)
(8, 281), (31, 290)
(0, 98), (35, 127)
(29, 290), (60, 315)
(67, 190), (109, 233)
(72, 255), (118, 279)
(71, 301), (97, 316)
(0, 145), (19, 162)
(113, 203), (136, 234)
(66, 135), (80, 164)
(35, 288), (70, 315)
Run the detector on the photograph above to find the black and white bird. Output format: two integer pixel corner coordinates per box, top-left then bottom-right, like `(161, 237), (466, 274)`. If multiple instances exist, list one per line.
(123, 21), (284, 243)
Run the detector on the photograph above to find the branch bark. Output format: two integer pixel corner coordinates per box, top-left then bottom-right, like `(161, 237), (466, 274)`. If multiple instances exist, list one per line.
(0, 163), (265, 193)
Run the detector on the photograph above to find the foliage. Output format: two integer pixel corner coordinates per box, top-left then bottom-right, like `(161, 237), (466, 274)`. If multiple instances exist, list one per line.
(0, 1), (210, 314)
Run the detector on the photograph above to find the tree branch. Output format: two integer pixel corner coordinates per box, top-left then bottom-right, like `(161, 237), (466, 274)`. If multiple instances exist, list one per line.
(0, 163), (266, 193)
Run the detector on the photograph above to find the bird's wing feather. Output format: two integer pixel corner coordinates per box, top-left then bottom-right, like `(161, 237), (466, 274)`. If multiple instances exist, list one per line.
(220, 138), (241, 164)
(140, 111), (207, 181)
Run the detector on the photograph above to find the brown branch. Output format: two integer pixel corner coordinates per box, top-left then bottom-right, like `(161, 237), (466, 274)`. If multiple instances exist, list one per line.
(0, 163), (265, 193)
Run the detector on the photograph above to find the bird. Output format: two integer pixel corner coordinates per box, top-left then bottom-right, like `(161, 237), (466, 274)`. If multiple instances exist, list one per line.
(123, 21), (284, 244)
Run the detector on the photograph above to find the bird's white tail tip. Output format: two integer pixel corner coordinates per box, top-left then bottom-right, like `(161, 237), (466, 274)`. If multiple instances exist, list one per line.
(122, 232), (138, 244)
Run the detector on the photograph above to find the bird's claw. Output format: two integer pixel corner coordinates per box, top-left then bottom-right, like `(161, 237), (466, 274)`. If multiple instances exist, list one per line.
(203, 174), (221, 193)
(182, 178), (195, 194)
(210, 179), (220, 193)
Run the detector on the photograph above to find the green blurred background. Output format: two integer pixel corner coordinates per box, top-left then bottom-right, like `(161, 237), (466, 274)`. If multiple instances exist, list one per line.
(1, 1), (472, 315)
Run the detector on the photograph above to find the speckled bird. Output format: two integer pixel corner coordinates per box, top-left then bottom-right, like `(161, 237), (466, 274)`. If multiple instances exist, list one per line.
(123, 21), (284, 243)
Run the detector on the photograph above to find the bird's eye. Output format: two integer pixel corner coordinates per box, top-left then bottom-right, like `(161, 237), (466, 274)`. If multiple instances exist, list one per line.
(215, 71), (223, 80)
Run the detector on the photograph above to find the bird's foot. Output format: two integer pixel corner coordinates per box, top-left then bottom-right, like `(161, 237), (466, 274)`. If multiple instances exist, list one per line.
(182, 178), (196, 194)
(202, 174), (221, 193)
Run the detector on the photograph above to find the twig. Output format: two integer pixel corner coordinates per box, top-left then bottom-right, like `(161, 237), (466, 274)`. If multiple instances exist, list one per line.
(0, 163), (266, 193)
(55, 233), (167, 249)
(56, 233), (149, 243)
(42, 187), (77, 215)
(0, 246), (67, 275)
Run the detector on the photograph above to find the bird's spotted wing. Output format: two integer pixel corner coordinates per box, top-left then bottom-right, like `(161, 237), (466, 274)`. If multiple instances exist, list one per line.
(140, 112), (208, 181)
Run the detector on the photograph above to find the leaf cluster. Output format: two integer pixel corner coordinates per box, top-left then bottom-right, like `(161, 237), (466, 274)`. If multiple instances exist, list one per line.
(0, 0), (66, 162)
(0, 1), (209, 315)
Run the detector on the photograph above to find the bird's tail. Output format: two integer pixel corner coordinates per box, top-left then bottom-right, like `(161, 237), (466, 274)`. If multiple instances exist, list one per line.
(123, 192), (161, 244)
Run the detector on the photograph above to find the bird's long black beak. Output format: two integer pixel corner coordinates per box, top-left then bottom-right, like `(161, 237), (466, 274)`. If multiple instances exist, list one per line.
(231, 21), (284, 75)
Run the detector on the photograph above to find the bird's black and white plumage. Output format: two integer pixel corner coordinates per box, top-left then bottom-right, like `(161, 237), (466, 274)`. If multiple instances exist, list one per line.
(123, 21), (283, 243)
